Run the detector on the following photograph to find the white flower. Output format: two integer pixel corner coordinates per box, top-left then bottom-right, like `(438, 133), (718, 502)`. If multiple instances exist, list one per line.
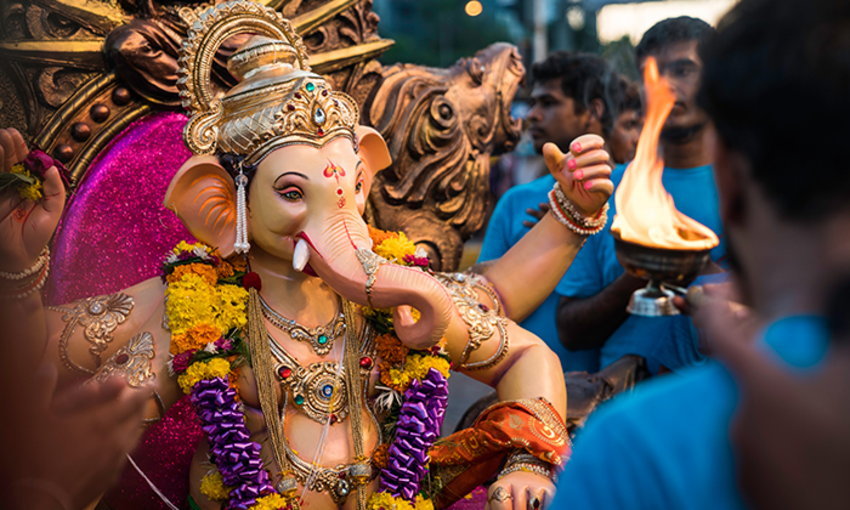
(374, 385), (403, 413)
(203, 342), (218, 354)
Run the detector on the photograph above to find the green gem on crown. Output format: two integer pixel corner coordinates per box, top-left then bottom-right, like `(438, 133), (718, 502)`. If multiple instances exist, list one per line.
(318, 335), (328, 345)
(294, 394), (305, 405)
(305, 82), (316, 92)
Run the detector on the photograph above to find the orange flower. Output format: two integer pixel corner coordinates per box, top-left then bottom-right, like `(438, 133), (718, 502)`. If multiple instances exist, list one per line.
(216, 260), (235, 279)
(375, 333), (408, 365)
(229, 256), (248, 272)
(167, 263), (218, 286)
(170, 323), (222, 354)
(371, 443), (390, 469)
(368, 225), (397, 246)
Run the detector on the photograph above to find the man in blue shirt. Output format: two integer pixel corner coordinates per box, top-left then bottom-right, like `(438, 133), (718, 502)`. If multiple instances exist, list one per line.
(557, 17), (724, 374)
(553, 0), (850, 507)
(479, 52), (618, 372)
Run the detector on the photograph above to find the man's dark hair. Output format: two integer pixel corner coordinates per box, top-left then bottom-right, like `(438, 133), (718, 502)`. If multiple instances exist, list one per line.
(531, 51), (617, 135)
(614, 76), (642, 115)
(635, 16), (713, 63)
(698, 0), (850, 221)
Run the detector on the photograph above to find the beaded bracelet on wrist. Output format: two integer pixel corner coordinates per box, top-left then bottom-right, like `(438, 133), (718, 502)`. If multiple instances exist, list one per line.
(0, 251), (50, 300)
(547, 183), (608, 236)
(0, 247), (49, 280)
(499, 462), (553, 479)
(499, 450), (555, 480)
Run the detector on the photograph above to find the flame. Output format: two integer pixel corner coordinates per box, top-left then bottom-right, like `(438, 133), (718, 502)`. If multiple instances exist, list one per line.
(611, 57), (719, 251)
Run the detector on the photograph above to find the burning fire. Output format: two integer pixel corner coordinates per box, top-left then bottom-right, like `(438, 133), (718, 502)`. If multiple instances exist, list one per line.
(611, 57), (719, 251)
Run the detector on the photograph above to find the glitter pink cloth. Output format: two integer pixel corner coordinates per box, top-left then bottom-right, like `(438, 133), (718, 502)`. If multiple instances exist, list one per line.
(46, 111), (201, 509)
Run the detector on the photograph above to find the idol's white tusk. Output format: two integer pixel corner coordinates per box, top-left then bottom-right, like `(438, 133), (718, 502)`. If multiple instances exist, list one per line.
(292, 238), (310, 272)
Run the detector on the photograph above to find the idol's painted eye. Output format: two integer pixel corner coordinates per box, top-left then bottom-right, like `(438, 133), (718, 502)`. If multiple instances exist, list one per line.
(355, 180), (363, 193)
(277, 187), (303, 201)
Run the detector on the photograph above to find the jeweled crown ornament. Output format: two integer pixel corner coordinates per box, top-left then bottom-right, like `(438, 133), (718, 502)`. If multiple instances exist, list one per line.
(177, 0), (360, 165)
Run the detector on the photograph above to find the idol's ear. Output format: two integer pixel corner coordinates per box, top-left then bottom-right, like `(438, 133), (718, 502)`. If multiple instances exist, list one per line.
(164, 155), (237, 257)
(356, 125), (391, 180)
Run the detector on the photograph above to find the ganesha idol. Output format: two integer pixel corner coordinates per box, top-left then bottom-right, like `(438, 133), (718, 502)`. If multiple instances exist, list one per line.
(0, 2), (615, 509)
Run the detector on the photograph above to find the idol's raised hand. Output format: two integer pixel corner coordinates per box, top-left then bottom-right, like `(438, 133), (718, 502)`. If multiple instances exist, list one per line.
(0, 128), (66, 272)
(543, 134), (614, 218)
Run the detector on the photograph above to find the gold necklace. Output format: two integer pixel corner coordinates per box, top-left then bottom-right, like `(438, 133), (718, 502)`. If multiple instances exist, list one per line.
(260, 295), (345, 356)
(269, 336), (361, 424)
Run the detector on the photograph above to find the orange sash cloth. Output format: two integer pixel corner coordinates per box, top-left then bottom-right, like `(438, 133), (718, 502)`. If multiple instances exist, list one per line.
(429, 398), (571, 508)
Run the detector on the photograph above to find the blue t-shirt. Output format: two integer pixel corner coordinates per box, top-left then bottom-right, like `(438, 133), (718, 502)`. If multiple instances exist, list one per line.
(557, 164), (727, 372)
(552, 315), (830, 510)
(478, 175), (599, 372)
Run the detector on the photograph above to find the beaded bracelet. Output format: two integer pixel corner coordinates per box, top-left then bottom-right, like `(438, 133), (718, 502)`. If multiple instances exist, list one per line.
(499, 462), (553, 479)
(0, 252), (50, 300)
(547, 183), (608, 236)
(498, 450), (555, 481)
(0, 246), (50, 281)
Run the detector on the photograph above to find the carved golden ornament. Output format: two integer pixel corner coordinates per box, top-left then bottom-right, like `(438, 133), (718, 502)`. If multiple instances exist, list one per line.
(50, 292), (135, 374)
(434, 272), (509, 370)
(177, 0), (359, 163)
(92, 331), (156, 388)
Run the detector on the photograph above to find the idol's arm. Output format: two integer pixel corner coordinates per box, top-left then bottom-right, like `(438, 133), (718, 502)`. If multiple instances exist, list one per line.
(442, 317), (568, 510)
(477, 135), (614, 323)
(43, 277), (181, 414)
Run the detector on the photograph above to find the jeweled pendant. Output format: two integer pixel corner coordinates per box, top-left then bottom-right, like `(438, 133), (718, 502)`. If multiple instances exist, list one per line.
(318, 334), (329, 345)
(314, 107), (326, 125)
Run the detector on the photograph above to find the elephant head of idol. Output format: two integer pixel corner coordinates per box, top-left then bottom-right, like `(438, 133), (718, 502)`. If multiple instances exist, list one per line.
(163, 3), (453, 349)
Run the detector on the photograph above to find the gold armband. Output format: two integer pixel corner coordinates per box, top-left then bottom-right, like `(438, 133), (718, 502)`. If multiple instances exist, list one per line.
(434, 272), (509, 370)
(49, 292), (135, 374)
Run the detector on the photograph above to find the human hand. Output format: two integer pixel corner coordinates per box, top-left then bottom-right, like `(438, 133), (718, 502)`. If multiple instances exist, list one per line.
(522, 202), (550, 228)
(486, 471), (555, 510)
(542, 134), (613, 218)
(698, 298), (850, 510)
(0, 128), (66, 273)
(7, 365), (150, 510)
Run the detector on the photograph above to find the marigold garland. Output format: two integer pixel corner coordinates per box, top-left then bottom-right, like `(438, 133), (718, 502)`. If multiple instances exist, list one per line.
(367, 492), (435, 510)
(164, 242), (286, 510)
(200, 470), (233, 501)
(177, 357), (232, 394)
(165, 231), (450, 509)
(169, 323), (221, 355)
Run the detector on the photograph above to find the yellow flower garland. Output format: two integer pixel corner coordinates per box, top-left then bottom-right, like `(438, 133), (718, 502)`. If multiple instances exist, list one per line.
(367, 492), (434, 510)
(199, 470), (232, 501)
(177, 357), (233, 394)
(373, 231), (418, 263)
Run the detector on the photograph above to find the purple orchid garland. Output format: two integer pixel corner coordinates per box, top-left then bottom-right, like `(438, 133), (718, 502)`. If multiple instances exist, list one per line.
(378, 368), (450, 501)
(190, 377), (279, 509)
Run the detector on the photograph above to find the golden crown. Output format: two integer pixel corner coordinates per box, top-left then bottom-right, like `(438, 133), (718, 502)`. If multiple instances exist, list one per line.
(177, 0), (359, 165)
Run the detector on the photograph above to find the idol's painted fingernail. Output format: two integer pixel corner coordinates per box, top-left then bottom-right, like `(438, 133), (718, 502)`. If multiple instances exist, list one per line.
(567, 159), (577, 170)
(572, 142), (582, 153)
(584, 180), (593, 190)
(574, 169), (584, 180)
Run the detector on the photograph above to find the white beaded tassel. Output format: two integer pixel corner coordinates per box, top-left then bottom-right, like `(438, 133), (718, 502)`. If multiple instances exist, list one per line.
(234, 166), (250, 254)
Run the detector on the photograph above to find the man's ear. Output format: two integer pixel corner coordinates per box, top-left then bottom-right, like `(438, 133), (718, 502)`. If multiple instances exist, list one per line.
(584, 97), (606, 135)
(164, 155), (237, 257)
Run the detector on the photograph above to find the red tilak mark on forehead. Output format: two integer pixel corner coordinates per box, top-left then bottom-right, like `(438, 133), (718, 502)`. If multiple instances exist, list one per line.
(322, 162), (346, 179)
